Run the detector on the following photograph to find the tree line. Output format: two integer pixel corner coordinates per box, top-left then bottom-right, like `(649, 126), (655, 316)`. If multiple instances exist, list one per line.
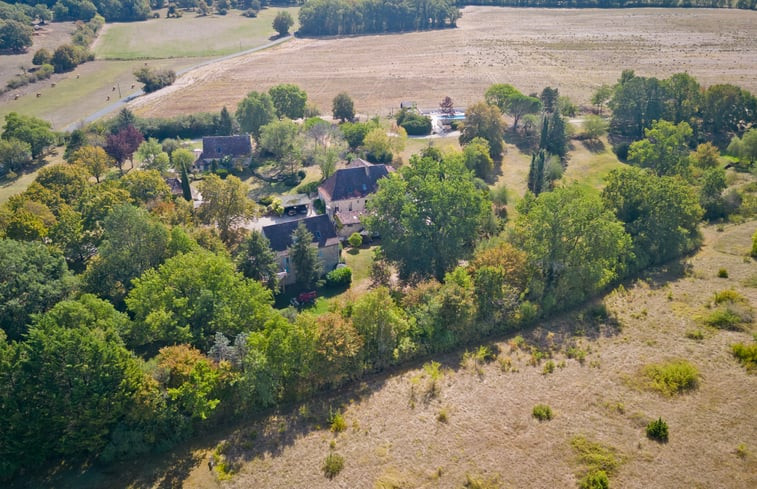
(1, 73), (755, 482)
(298, 0), (460, 36)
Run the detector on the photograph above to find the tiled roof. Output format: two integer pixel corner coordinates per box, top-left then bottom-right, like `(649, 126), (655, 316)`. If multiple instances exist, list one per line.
(335, 210), (363, 225)
(262, 215), (338, 252)
(318, 160), (391, 202)
(200, 135), (252, 160)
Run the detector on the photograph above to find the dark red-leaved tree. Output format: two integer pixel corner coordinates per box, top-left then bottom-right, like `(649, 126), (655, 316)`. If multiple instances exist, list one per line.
(440, 96), (455, 116)
(105, 125), (144, 174)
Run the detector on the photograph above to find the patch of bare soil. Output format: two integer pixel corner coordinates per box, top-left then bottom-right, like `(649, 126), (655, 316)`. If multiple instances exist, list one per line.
(130, 7), (757, 118)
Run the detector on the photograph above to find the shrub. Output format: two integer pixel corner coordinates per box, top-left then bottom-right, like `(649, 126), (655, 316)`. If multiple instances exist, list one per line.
(704, 308), (743, 329)
(685, 329), (704, 340)
(542, 359), (555, 375)
(347, 232), (362, 248)
(463, 474), (502, 489)
(646, 417), (669, 442)
(713, 289), (746, 304)
(322, 453), (344, 479)
(326, 267), (352, 287)
(579, 470), (609, 489)
(329, 410), (346, 433)
(752, 230), (757, 258)
(436, 407), (449, 423)
(717, 268), (729, 278)
(295, 180), (320, 195)
(532, 404), (553, 421)
(571, 436), (622, 476)
(732, 342), (757, 371)
(134, 67), (176, 93)
(32, 48), (52, 65)
(643, 360), (699, 396)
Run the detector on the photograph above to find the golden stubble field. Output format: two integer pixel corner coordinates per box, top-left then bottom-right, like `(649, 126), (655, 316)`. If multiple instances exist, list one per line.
(131, 6), (757, 118)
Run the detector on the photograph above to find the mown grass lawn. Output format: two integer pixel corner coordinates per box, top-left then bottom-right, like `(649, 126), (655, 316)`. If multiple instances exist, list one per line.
(95, 7), (298, 60)
(343, 245), (376, 286)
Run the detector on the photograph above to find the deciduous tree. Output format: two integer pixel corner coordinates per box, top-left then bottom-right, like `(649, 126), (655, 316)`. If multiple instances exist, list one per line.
(126, 250), (275, 349)
(0, 239), (74, 340)
(273, 10), (294, 36)
(365, 154), (492, 280)
(628, 120), (692, 177)
(105, 125), (144, 174)
(2, 112), (55, 158)
(459, 101), (506, 159)
(269, 83), (308, 120)
(602, 166), (702, 271)
(512, 185), (631, 313)
(332, 92), (355, 122)
(236, 91), (275, 138)
(197, 174), (255, 244)
(71, 145), (113, 182)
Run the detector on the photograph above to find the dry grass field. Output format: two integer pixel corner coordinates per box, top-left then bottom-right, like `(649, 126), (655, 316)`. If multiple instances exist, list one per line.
(36, 218), (756, 489)
(132, 6), (757, 118)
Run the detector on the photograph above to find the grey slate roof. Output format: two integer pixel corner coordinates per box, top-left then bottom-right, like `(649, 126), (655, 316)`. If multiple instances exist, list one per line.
(200, 135), (252, 160)
(262, 215), (338, 252)
(318, 160), (391, 202)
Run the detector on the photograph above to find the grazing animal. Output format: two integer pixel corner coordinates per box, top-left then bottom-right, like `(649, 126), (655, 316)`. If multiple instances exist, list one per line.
(131, 84), (135, 89)
(14, 94), (19, 100)
(51, 83), (56, 87)
(112, 86), (116, 91)
(106, 96), (110, 101)
(36, 93), (41, 97)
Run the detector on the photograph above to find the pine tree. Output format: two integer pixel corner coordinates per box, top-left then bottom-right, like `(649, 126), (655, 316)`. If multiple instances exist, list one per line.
(180, 161), (192, 202)
(289, 222), (323, 289)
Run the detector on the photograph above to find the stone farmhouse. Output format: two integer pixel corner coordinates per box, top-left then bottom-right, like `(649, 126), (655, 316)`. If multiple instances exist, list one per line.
(193, 135), (252, 172)
(317, 159), (392, 237)
(262, 215), (340, 286)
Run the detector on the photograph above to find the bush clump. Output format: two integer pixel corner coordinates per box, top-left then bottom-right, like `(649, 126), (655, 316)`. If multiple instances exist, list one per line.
(643, 359), (699, 396)
(579, 470), (609, 489)
(532, 404), (553, 421)
(571, 435), (622, 489)
(347, 232), (362, 248)
(732, 342), (757, 371)
(329, 412), (346, 432)
(322, 452), (344, 479)
(134, 67), (177, 93)
(463, 474), (502, 489)
(646, 417), (669, 442)
(326, 267), (352, 287)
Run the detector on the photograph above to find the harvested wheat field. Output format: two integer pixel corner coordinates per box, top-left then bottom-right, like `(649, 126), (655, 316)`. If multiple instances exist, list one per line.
(40, 220), (756, 489)
(131, 7), (757, 118)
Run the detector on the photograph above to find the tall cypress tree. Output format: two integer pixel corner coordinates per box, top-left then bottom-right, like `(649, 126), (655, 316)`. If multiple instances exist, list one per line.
(180, 162), (192, 202)
(527, 150), (547, 195)
(218, 106), (233, 136)
(539, 115), (549, 150)
(545, 110), (567, 156)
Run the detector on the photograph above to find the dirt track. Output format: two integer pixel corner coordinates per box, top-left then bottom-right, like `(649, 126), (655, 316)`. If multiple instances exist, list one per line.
(131, 6), (757, 118)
